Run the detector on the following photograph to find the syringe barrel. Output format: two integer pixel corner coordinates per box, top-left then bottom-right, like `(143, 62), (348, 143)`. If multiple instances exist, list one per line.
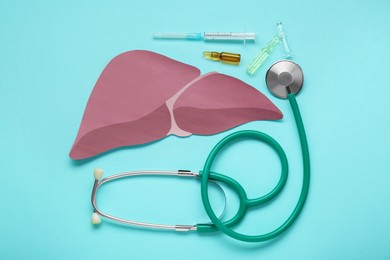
(203, 32), (256, 41)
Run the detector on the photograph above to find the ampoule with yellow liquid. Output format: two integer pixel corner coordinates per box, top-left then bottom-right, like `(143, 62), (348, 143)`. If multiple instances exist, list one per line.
(203, 51), (241, 65)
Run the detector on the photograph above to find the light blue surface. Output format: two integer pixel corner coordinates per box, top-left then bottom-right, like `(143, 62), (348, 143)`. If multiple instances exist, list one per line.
(1, 0), (390, 259)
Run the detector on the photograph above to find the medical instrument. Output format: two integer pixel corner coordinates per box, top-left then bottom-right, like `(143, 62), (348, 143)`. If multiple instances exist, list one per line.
(90, 60), (310, 243)
(246, 35), (279, 75)
(203, 51), (241, 65)
(153, 32), (256, 43)
(276, 21), (293, 58)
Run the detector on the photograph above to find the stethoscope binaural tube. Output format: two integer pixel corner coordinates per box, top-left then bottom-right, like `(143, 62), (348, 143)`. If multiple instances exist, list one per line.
(200, 61), (310, 242)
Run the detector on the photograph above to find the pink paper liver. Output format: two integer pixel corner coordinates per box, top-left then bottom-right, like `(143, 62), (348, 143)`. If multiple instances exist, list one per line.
(70, 50), (283, 160)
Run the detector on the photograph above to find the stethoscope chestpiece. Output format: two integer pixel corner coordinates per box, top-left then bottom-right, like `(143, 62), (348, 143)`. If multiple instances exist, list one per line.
(265, 60), (304, 99)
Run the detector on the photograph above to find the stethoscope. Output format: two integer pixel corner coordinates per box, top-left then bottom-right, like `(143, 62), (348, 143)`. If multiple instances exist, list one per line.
(90, 60), (310, 243)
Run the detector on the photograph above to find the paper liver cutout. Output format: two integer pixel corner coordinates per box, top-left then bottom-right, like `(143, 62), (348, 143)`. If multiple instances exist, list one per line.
(70, 50), (282, 160)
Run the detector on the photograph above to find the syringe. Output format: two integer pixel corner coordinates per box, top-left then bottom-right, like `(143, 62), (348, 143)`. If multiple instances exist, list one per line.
(153, 32), (256, 43)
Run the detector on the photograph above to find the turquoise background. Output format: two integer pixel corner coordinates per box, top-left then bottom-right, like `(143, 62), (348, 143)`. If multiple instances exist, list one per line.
(1, 0), (390, 259)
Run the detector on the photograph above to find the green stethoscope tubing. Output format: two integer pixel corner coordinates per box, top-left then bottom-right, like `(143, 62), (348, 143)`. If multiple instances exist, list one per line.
(198, 93), (310, 242)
